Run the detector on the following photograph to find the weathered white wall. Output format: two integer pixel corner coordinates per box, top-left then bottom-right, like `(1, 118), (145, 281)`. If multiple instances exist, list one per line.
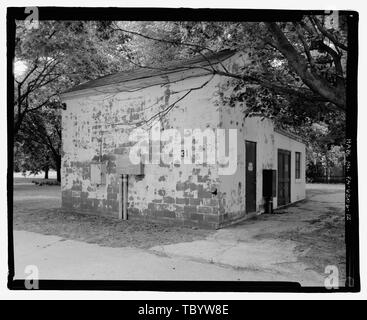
(218, 102), (306, 224)
(218, 102), (276, 223)
(61, 74), (223, 227)
(61, 50), (306, 228)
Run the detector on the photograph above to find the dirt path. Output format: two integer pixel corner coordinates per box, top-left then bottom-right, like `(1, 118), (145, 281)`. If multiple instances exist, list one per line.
(251, 184), (346, 280)
(150, 184), (345, 286)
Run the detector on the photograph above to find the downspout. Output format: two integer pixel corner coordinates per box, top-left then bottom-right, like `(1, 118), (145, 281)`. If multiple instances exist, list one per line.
(122, 174), (128, 220)
(118, 174), (128, 220)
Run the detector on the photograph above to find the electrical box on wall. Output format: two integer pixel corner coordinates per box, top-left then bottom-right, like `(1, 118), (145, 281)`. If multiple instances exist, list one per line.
(115, 154), (144, 175)
(91, 162), (107, 185)
(262, 169), (276, 197)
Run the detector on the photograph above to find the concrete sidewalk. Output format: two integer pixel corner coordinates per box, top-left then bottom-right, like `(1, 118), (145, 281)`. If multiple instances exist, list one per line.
(14, 230), (284, 282)
(14, 227), (322, 285)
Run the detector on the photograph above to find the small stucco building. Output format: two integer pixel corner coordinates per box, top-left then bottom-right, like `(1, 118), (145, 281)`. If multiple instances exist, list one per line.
(60, 50), (306, 229)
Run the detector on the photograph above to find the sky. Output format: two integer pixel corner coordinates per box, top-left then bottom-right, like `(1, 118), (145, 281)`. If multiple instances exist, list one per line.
(14, 60), (27, 78)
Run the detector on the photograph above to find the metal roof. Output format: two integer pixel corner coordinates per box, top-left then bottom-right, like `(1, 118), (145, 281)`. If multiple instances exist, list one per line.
(63, 49), (236, 95)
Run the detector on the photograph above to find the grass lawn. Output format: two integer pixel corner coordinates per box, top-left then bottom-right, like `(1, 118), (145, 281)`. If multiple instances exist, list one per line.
(13, 183), (213, 249)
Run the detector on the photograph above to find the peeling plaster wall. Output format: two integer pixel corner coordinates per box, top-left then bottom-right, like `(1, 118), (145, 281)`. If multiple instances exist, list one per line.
(61, 51), (305, 229)
(61, 74), (223, 228)
(214, 51), (306, 224)
(218, 101), (276, 224)
(218, 102), (306, 225)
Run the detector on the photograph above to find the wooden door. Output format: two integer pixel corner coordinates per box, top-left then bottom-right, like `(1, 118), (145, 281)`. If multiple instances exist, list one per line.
(278, 149), (291, 206)
(246, 141), (257, 213)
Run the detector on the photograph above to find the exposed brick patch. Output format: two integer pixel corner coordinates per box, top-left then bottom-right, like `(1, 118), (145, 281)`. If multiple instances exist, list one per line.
(202, 198), (219, 207)
(158, 189), (166, 197)
(163, 196), (175, 204)
(190, 213), (204, 221)
(70, 161), (88, 168)
(198, 175), (210, 183)
(107, 193), (117, 200)
(197, 206), (212, 214)
(102, 154), (116, 161)
(72, 191), (81, 197)
(176, 198), (189, 205)
(197, 185), (212, 198)
(82, 167), (90, 180)
(113, 147), (125, 154)
(157, 203), (169, 211)
(176, 181), (186, 191)
(204, 214), (219, 223)
(71, 182), (82, 191)
(162, 210), (176, 219)
(159, 160), (170, 168)
(189, 183), (198, 191)
(184, 206), (197, 214)
(128, 207), (140, 215)
(211, 207), (219, 214)
(152, 199), (163, 203)
(62, 192), (219, 229)
(183, 191), (194, 198)
(189, 198), (202, 206)
(148, 203), (159, 211)
(174, 205), (184, 214)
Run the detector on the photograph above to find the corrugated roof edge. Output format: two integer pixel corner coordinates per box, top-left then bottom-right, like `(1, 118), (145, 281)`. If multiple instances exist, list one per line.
(62, 49), (237, 95)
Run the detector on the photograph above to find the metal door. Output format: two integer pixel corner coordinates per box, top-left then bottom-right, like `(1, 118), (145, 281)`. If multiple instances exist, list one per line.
(246, 141), (257, 213)
(278, 149), (291, 206)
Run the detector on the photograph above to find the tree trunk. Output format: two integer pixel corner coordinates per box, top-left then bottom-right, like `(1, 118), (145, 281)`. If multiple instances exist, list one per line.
(56, 156), (61, 182)
(44, 167), (49, 179)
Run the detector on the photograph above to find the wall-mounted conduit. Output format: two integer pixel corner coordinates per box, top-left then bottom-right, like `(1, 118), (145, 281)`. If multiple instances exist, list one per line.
(118, 174), (128, 220)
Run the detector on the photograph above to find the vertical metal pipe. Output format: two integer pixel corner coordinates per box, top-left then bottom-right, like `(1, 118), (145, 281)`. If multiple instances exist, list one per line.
(118, 174), (123, 220)
(122, 174), (128, 220)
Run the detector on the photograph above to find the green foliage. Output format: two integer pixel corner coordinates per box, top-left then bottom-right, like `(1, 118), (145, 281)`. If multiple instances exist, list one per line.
(14, 20), (129, 178)
(14, 16), (347, 179)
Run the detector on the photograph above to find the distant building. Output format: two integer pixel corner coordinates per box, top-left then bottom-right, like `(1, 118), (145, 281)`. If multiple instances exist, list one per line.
(60, 50), (306, 229)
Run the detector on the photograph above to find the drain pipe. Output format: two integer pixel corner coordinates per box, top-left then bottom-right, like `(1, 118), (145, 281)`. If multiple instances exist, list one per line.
(122, 174), (128, 220)
(118, 174), (128, 220)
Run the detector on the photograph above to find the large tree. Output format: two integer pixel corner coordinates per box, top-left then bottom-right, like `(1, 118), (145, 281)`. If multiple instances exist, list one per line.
(110, 17), (347, 173)
(14, 20), (129, 179)
(16, 107), (62, 181)
(111, 15), (347, 115)
(14, 16), (347, 180)
(14, 20), (128, 135)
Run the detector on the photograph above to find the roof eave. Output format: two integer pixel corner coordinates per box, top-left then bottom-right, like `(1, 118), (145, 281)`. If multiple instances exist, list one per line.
(61, 50), (237, 99)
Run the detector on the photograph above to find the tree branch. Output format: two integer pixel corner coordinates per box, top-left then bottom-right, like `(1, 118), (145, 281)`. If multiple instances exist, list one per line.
(265, 22), (345, 109)
(310, 16), (348, 51)
(111, 23), (211, 53)
(294, 22), (315, 69)
(138, 75), (215, 128)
